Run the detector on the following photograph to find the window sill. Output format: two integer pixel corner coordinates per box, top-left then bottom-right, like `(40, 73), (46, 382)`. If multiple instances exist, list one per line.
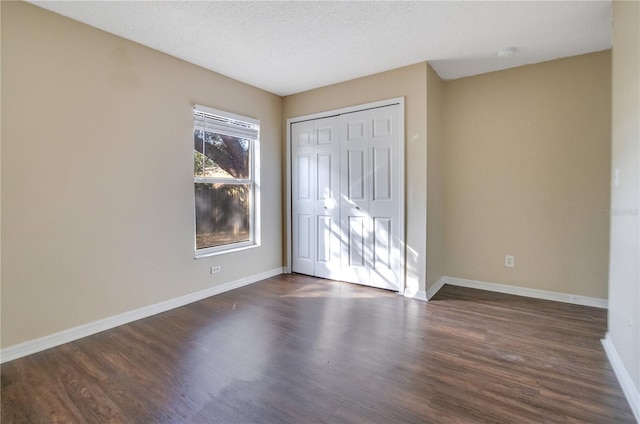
(194, 242), (259, 259)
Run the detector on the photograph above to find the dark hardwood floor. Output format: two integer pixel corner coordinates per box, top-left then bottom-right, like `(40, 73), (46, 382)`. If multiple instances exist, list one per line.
(1, 274), (635, 423)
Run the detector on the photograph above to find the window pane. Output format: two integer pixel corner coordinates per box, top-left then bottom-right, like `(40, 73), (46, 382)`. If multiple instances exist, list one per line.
(193, 129), (207, 177)
(195, 183), (250, 249)
(193, 130), (251, 179)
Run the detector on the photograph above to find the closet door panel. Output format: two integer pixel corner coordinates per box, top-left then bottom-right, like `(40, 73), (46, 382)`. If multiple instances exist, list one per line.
(372, 146), (392, 201)
(347, 149), (367, 201)
(368, 105), (401, 291)
(340, 110), (371, 284)
(348, 216), (367, 268)
(291, 121), (315, 276)
(313, 117), (341, 279)
(373, 217), (392, 270)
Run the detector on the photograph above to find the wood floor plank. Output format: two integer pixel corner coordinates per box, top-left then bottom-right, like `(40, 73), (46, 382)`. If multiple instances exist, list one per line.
(1, 275), (635, 423)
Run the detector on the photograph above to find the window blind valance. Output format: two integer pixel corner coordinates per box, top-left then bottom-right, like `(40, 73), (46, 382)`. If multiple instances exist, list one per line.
(194, 104), (259, 140)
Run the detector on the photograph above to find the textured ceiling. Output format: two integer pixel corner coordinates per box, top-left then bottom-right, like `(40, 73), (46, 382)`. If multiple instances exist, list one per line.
(29, 1), (612, 96)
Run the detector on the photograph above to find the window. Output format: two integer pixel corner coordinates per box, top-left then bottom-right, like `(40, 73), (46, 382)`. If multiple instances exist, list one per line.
(193, 105), (259, 257)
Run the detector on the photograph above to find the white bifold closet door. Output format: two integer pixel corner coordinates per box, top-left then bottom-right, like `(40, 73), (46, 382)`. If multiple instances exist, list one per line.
(291, 104), (402, 292)
(291, 116), (341, 280)
(340, 105), (401, 291)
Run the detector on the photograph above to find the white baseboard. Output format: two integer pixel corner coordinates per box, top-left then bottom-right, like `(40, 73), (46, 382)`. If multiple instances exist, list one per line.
(405, 290), (427, 301)
(602, 333), (640, 422)
(403, 277), (446, 302)
(442, 276), (608, 309)
(0, 267), (285, 364)
(426, 277), (447, 300)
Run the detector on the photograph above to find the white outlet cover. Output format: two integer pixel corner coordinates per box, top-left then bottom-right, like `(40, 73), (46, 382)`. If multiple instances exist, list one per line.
(505, 255), (515, 268)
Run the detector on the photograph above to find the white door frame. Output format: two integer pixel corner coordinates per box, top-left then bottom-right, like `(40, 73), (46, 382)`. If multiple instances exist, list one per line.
(285, 97), (406, 294)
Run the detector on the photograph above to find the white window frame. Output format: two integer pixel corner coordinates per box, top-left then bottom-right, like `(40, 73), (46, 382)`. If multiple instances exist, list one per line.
(193, 104), (260, 258)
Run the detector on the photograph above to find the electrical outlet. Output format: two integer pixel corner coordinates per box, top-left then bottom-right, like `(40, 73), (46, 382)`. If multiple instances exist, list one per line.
(504, 255), (515, 268)
(211, 266), (222, 274)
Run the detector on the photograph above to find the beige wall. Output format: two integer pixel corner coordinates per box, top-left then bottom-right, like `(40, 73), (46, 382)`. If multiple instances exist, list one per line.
(426, 65), (445, 290)
(609, 0), (639, 393)
(283, 63), (428, 295)
(1, 2), (283, 348)
(443, 51), (612, 299)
